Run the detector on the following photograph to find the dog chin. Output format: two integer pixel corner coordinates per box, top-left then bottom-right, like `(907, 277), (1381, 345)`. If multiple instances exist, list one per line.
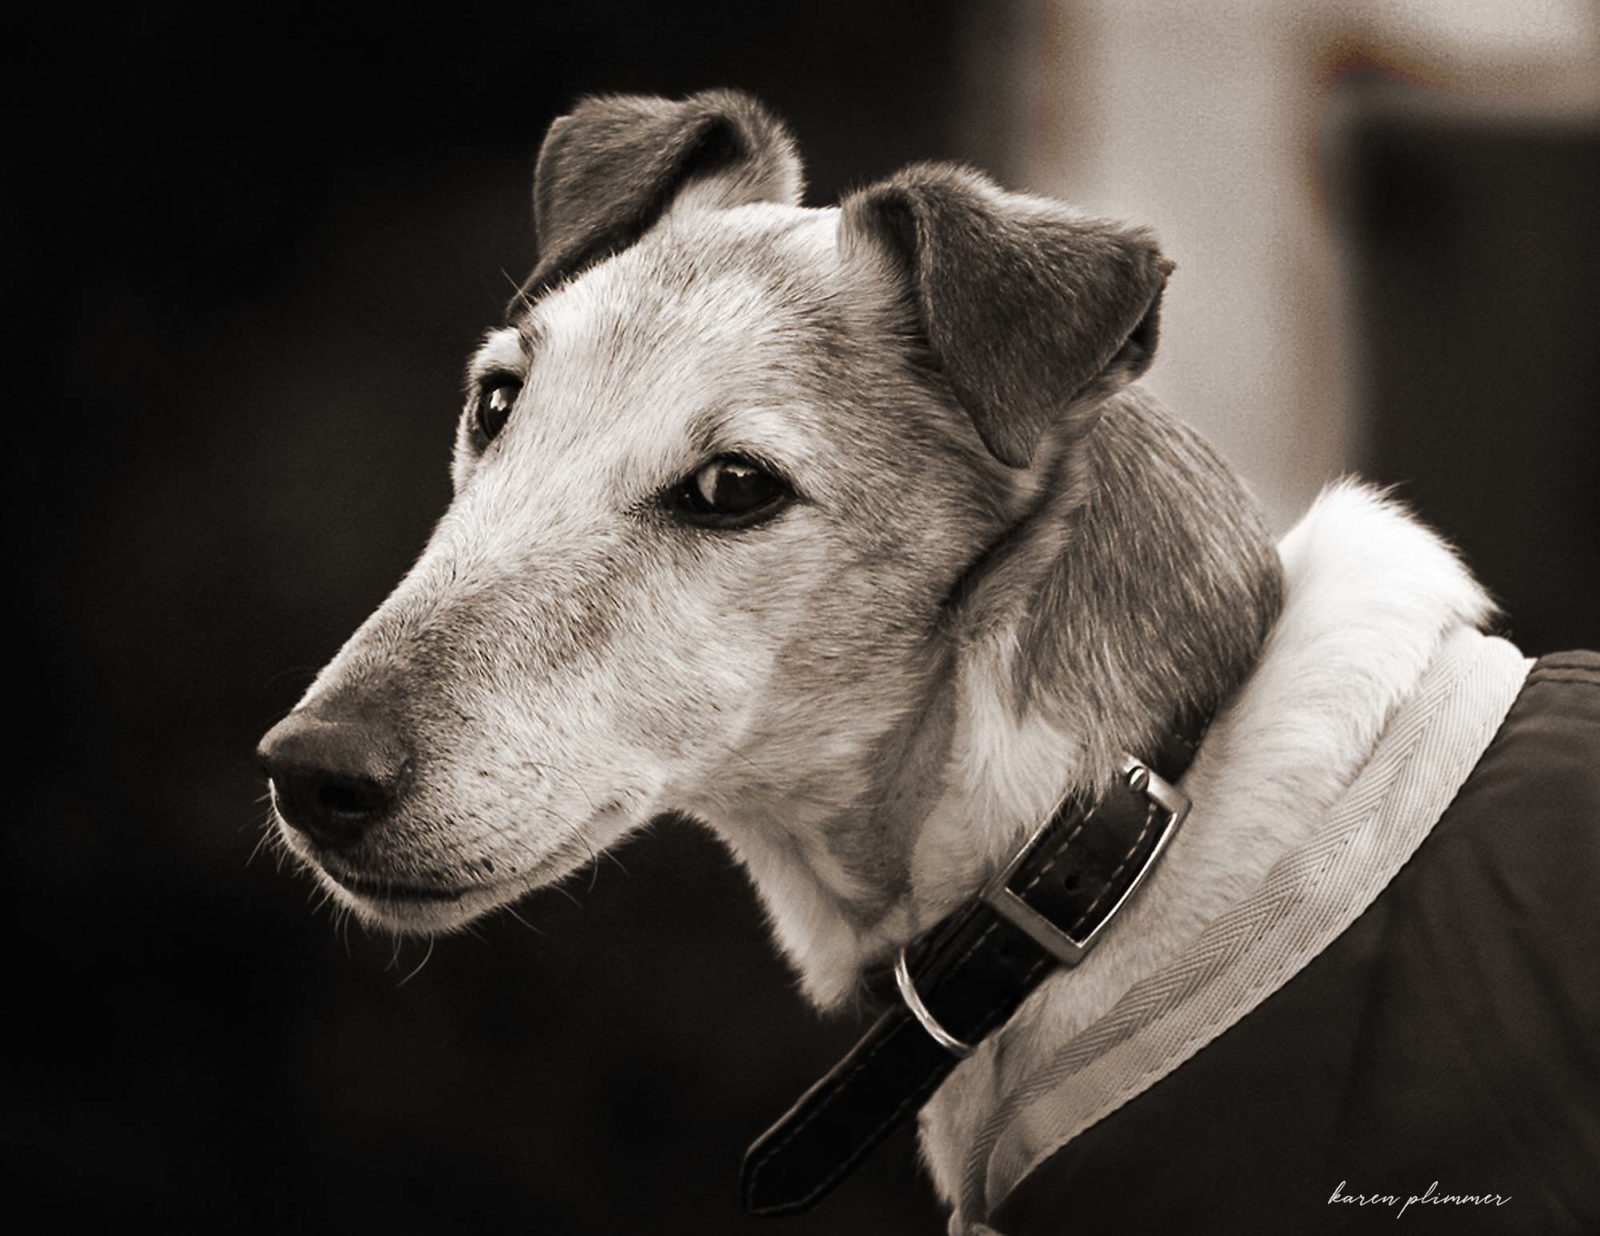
(293, 835), (598, 936)
(320, 871), (510, 935)
(270, 801), (615, 934)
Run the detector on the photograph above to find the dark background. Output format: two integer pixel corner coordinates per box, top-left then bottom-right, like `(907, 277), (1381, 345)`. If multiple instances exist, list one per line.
(3, 3), (1595, 1234)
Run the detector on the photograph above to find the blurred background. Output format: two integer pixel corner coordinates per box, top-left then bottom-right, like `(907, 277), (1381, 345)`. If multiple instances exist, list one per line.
(3, 1), (1595, 1232)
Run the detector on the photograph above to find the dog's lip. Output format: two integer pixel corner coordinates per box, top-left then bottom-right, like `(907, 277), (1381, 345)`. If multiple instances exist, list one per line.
(321, 866), (483, 903)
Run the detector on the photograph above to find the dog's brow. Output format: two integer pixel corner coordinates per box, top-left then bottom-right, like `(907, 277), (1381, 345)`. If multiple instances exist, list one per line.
(464, 327), (533, 390)
(514, 314), (545, 357)
(685, 405), (774, 461)
(681, 405), (808, 481)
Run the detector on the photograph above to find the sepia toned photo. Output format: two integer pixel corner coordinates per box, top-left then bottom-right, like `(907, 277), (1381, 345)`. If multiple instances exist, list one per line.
(7, 2), (1598, 1232)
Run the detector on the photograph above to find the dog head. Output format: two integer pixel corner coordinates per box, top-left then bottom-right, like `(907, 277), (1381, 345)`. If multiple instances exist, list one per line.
(258, 90), (1279, 1007)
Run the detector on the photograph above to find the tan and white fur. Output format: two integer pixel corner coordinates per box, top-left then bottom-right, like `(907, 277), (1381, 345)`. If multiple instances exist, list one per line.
(258, 91), (1493, 1216)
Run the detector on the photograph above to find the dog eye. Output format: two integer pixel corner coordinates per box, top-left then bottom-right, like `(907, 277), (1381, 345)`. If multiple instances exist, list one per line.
(473, 377), (521, 442)
(666, 456), (792, 527)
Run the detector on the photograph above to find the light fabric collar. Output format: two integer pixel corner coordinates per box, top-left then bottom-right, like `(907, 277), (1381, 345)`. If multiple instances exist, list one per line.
(956, 625), (1531, 1228)
(918, 481), (1500, 1206)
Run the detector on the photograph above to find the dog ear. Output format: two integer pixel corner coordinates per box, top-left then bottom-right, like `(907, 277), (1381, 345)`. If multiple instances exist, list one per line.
(839, 163), (1172, 468)
(516, 89), (804, 302)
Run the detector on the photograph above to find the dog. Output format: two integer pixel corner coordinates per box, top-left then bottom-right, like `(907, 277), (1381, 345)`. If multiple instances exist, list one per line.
(259, 90), (1600, 1233)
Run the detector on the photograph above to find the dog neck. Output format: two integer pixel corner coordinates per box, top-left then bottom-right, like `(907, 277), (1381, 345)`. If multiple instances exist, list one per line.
(916, 479), (1494, 1205)
(713, 390), (1286, 1010)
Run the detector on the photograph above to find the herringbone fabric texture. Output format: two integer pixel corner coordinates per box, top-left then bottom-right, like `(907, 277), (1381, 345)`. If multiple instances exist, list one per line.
(955, 628), (1530, 1226)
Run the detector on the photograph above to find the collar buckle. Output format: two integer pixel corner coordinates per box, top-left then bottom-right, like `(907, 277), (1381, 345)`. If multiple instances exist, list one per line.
(978, 755), (1192, 967)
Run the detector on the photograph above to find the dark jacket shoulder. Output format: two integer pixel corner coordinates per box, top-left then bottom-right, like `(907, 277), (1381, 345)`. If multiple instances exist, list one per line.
(991, 651), (1600, 1236)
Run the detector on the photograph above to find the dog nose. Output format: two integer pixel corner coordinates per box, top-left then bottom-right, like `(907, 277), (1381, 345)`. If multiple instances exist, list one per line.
(257, 710), (410, 850)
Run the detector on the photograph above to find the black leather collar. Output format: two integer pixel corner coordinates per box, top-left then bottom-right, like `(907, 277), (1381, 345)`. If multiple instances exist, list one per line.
(741, 715), (1208, 1216)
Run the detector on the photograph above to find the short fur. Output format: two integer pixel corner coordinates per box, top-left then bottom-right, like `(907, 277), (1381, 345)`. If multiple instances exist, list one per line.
(261, 90), (1334, 1218)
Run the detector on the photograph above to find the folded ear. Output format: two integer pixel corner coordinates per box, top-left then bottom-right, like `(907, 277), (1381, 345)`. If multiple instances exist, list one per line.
(516, 89), (803, 303)
(839, 163), (1172, 468)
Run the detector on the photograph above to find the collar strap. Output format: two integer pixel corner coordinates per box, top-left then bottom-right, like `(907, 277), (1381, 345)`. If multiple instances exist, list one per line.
(741, 727), (1202, 1216)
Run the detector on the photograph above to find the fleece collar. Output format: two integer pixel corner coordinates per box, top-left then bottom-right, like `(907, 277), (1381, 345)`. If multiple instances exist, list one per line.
(939, 482), (1529, 1226)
